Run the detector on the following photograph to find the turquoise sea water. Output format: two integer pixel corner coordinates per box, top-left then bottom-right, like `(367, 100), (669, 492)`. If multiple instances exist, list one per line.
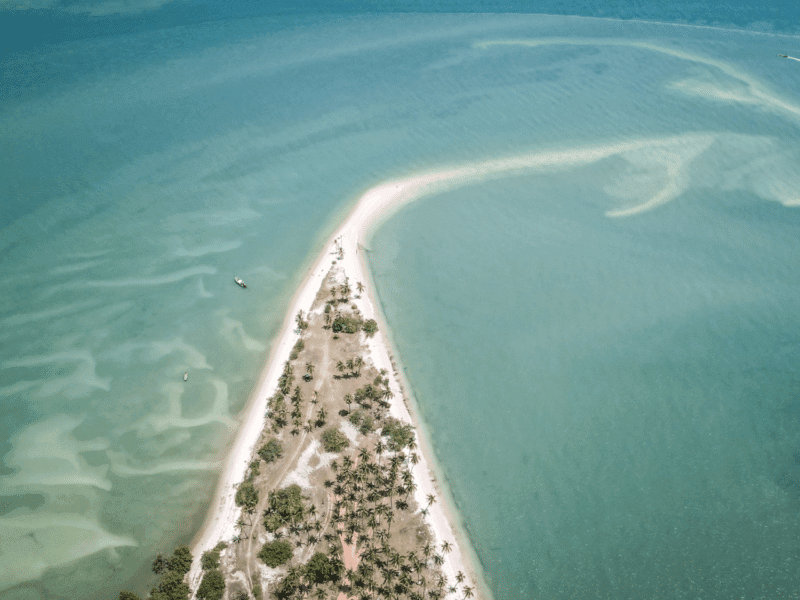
(2, 10), (800, 600)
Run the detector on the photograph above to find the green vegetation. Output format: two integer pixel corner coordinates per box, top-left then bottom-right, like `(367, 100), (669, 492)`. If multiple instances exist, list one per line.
(278, 361), (293, 395)
(118, 592), (141, 600)
(304, 552), (344, 584)
(349, 409), (374, 435)
(252, 583), (263, 599)
(200, 542), (227, 571)
(289, 338), (305, 360)
(196, 569), (225, 600)
(362, 318), (378, 336)
(263, 484), (306, 532)
(200, 550), (219, 571)
(168, 546), (193, 576)
(258, 540), (293, 567)
(258, 438), (283, 463)
(235, 480), (258, 510)
(147, 547), (193, 600)
(321, 427), (349, 453)
(150, 570), (190, 600)
(332, 314), (362, 334)
(381, 417), (415, 451)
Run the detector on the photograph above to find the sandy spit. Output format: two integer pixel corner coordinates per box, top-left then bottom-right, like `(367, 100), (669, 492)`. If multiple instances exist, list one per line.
(187, 168), (498, 598)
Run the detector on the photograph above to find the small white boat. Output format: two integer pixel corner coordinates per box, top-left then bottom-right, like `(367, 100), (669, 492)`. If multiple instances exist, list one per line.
(183, 372), (188, 381)
(234, 276), (247, 288)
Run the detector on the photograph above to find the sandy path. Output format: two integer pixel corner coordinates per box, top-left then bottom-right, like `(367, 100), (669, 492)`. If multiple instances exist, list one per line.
(241, 388), (320, 589)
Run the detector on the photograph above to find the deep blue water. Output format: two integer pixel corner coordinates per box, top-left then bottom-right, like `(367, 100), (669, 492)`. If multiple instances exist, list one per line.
(2, 6), (800, 600)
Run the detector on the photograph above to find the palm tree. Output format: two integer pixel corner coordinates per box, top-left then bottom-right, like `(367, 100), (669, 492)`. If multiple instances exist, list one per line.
(386, 509), (395, 533)
(375, 440), (385, 466)
(236, 517), (248, 539)
(357, 281), (365, 294)
(426, 493), (436, 507)
(344, 393), (354, 414)
(441, 541), (452, 555)
(347, 358), (355, 375)
(337, 360), (345, 375)
(354, 355), (363, 376)
(463, 585), (474, 599)
(306, 362), (314, 376)
(455, 572), (465, 584)
(359, 447), (372, 464)
(421, 543), (432, 560)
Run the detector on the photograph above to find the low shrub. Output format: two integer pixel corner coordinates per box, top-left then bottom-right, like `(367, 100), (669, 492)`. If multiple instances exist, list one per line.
(362, 319), (378, 336)
(201, 549), (220, 571)
(289, 339), (305, 360)
(258, 439), (283, 464)
(332, 314), (361, 334)
(197, 569), (225, 600)
(359, 414), (375, 435)
(321, 427), (349, 453)
(258, 540), (293, 567)
(381, 417), (415, 451)
(235, 480), (258, 509)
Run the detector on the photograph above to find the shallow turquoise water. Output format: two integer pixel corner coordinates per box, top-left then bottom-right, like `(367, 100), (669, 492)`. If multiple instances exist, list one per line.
(368, 35), (800, 597)
(2, 11), (800, 600)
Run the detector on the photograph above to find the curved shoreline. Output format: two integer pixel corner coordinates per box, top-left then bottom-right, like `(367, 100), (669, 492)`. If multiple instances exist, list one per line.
(187, 133), (720, 597)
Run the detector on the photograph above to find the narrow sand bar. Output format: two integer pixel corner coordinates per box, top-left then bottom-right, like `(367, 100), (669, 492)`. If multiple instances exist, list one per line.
(187, 167), (503, 598)
(188, 134), (711, 597)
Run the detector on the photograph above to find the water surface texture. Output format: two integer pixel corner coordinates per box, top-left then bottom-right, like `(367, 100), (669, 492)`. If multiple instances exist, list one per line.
(2, 11), (800, 600)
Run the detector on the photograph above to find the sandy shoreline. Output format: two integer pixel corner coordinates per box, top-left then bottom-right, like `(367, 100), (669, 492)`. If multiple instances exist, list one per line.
(188, 170), (492, 598)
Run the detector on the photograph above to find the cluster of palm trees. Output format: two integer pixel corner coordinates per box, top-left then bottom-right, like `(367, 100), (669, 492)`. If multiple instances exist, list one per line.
(327, 277), (363, 305)
(264, 440), (474, 600)
(244, 277), (474, 600)
(336, 356), (364, 379)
